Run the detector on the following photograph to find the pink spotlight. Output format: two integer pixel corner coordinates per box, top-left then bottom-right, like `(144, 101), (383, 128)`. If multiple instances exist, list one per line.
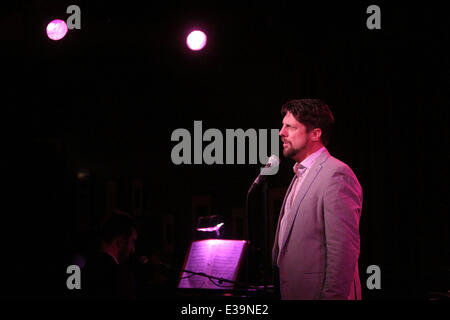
(46, 19), (68, 41)
(186, 30), (207, 51)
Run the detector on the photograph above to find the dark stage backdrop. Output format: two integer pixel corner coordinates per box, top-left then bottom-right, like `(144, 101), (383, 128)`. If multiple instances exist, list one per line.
(2, 1), (448, 299)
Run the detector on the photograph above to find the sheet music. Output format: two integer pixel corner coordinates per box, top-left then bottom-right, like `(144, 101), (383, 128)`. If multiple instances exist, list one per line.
(178, 239), (247, 289)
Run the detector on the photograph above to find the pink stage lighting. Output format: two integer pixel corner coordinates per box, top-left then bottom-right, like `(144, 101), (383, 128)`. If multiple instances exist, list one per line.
(186, 30), (207, 51)
(46, 19), (68, 41)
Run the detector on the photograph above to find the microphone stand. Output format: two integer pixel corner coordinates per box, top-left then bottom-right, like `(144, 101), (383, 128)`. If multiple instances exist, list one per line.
(244, 187), (251, 290)
(246, 180), (271, 294)
(262, 180), (269, 292)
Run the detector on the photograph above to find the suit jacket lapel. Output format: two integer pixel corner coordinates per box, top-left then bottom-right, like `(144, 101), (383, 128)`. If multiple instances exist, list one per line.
(278, 149), (330, 253)
(272, 174), (297, 263)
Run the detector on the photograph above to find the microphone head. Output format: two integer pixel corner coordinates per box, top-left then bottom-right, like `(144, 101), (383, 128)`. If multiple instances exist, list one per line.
(267, 154), (280, 168)
(260, 154), (280, 176)
(249, 154), (281, 192)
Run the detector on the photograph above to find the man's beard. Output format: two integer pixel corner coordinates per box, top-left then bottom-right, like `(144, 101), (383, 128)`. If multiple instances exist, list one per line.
(283, 142), (300, 159)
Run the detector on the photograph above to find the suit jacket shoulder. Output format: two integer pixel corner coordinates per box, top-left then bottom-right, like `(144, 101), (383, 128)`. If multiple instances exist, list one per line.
(321, 155), (362, 189)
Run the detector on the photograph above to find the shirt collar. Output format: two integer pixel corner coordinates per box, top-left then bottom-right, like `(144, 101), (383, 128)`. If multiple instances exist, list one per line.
(293, 146), (326, 176)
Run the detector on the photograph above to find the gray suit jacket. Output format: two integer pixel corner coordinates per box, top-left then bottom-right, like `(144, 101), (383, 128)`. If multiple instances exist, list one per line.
(272, 148), (363, 300)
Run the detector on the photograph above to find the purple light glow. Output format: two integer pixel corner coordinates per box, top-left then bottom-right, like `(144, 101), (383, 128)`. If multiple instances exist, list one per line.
(46, 19), (68, 41)
(186, 30), (207, 51)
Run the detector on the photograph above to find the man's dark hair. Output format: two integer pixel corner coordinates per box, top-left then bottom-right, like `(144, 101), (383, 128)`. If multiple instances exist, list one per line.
(99, 213), (136, 244)
(281, 99), (335, 146)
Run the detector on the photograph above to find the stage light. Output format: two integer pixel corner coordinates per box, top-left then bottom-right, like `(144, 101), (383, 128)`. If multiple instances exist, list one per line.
(196, 215), (224, 238)
(197, 223), (224, 234)
(186, 30), (207, 51)
(46, 19), (68, 40)
(76, 169), (90, 181)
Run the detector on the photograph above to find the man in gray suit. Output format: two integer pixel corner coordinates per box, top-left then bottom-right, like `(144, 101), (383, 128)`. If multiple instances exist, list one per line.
(272, 99), (363, 300)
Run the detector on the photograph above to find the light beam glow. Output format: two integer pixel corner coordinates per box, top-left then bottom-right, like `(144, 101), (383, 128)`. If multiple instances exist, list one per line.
(46, 19), (68, 41)
(186, 30), (207, 51)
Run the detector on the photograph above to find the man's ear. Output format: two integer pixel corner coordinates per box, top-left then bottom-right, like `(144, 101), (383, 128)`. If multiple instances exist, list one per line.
(115, 236), (124, 248)
(311, 128), (322, 142)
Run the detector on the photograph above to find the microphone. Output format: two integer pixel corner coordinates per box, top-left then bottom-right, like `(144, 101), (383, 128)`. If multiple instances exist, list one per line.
(248, 154), (280, 193)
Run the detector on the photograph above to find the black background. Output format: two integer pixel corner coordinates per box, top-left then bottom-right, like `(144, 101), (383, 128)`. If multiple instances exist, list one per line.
(1, 1), (448, 300)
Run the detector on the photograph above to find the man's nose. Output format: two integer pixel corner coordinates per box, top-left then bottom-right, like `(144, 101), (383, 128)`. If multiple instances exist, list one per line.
(279, 126), (286, 137)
